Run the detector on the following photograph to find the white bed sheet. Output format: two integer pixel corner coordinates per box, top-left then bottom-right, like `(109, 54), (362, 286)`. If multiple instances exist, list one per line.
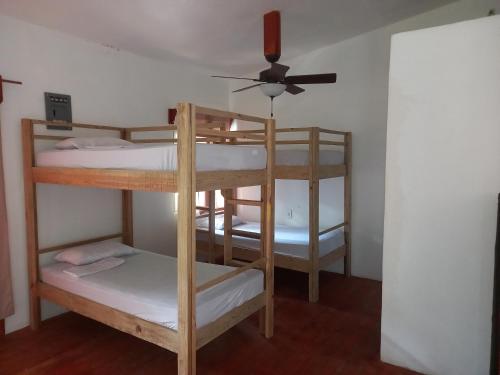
(276, 149), (344, 166)
(36, 144), (267, 171)
(41, 251), (263, 330)
(198, 221), (344, 259)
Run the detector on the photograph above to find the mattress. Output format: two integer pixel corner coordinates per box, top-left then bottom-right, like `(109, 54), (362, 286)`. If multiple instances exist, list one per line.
(36, 144), (267, 171)
(40, 251), (263, 330)
(198, 221), (344, 259)
(275, 149), (344, 166)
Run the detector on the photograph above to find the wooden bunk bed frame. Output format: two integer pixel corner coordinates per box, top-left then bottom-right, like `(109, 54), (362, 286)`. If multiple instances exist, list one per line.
(197, 126), (351, 303)
(22, 103), (275, 375)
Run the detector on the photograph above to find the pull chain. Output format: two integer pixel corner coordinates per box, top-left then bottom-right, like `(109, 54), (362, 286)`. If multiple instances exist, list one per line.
(270, 96), (274, 118)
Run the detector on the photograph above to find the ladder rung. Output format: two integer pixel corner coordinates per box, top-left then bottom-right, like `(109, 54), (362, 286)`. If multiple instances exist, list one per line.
(226, 198), (263, 207)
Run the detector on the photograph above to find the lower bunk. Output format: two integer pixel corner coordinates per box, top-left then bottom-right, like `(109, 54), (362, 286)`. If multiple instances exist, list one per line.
(197, 220), (347, 301)
(36, 242), (267, 353)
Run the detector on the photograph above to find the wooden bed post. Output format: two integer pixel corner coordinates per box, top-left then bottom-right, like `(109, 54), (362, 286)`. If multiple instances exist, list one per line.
(344, 132), (352, 277)
(308, 127), (320, 303)
(223, 189), (233, 265)
(121, 130), (134, 246)
(207, 190), (216, 263)
(176, 103), (197, 375)
(263, 118), (275, 338)
(22, 119), (41, 330)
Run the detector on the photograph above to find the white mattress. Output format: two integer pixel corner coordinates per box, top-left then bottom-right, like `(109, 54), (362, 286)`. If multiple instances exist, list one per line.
(198, 221), (344, 259)
(36, 144), (267, 171)
(276, 149), (344, 166)
(40, 251), (263, 330)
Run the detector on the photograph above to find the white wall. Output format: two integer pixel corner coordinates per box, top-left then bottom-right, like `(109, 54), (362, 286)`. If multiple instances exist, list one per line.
(229, 0), (496, 280)
(0, 14), (228, 333)
(381, 15), (500, 375)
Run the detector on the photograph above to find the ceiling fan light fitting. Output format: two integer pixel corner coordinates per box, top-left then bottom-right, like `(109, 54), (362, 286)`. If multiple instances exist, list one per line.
(260, 83), (286, 97)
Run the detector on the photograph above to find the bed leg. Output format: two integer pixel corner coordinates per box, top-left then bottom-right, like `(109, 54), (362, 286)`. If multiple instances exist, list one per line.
(308, 270), (319, 303)
(343, 132), (352, 278)
(177, 345), (195, 375)
(258, 307), (265, 335)
(29, 293), (41, 330)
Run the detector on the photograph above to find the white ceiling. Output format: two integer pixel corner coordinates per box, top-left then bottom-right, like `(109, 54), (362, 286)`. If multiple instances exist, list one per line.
(0, 0), (454, 74)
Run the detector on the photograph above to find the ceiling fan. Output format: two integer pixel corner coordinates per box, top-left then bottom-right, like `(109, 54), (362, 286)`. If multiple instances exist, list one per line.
(211, 10), (337, 116)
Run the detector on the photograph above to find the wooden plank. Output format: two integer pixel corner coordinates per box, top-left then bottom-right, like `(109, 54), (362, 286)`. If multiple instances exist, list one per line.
(276, 165), (345, 180)
(344, 132), (352, 277)
(34, 135), (70, 141)
(32, 167), (178, 192)
(126, 125), (176, 132)
(196, 293), (265, 349)
(121, 131), (134, 247)
(309, 127), (320, 303)
(230, 229), (261, 240)
(196, 129), (265, 141)
(22, 119), (40, 330)
(318, 128), (348, 135)
(30, 119), (123, 132)
(318, 222), (345, 236)
(196, 258), (265, 293)
(318, 165), (346, 179)
(196, 170), (266, 192)
(33, 167), (266, 193)
(319, 245), (346, 269)
(195, 106), (266, 124)
(38, 233), (123, 254)
(223, 189), (233, 265)
(226, 198), (262, 207)
(263, 118), (275, 338)
(196, 210), (224, 220)
(176, 103), (197, 375)
(275, 166), (309, 180)
(37, 282), (178, 352)
(207, 190), (216, 263)
(319, 141), (345, 146)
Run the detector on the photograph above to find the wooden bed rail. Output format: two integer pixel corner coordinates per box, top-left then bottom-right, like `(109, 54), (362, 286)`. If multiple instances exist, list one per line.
(196, 258), (266, 293)
(38, 233), (123, 254)
(229, 126), (348, 147)
(29, 119), (123, 131)
(29, 118), (269, 146)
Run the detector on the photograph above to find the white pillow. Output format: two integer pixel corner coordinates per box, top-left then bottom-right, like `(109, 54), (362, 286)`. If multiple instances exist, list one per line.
(54, 239), (136, 265)
(55, 137), (133, 150)
(196, 215), (245, 230)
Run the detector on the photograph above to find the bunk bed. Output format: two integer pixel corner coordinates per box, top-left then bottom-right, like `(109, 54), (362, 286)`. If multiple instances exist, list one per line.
(22, 103), (275, 375)
(197, 127), (351, 303)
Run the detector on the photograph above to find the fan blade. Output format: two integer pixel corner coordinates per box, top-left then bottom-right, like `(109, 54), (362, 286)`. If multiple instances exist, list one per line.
(233, 83), (262, 93)
(264, 11), (281, 63)
(211, 75), (260, 81)
(259, 63), (290, 82)
(284, 73), (337, 84)
(285, 84), (305, 95)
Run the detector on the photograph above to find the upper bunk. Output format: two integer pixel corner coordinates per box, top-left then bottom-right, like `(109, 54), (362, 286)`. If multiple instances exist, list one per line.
(22, 103), (275, 192)
(226, 126), (351, 180)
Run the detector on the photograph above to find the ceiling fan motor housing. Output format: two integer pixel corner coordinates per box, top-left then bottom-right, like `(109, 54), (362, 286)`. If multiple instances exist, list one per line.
(264, 10), (281, 63)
